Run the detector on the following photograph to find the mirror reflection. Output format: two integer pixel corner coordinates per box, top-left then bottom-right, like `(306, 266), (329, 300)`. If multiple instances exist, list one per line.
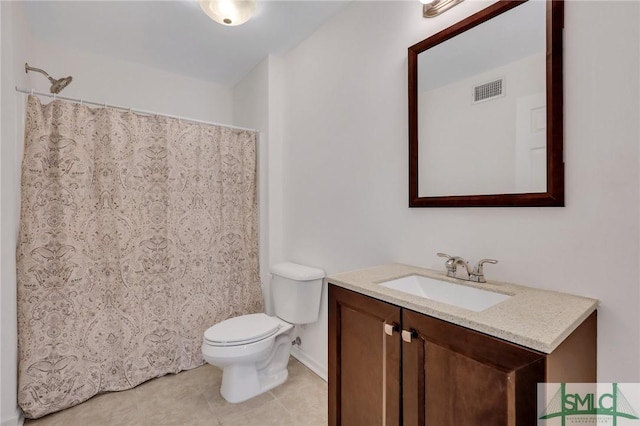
(418, 0), (546, 197)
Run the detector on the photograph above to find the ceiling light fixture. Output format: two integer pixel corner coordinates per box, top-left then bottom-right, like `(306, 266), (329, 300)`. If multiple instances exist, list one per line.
(199, 0), (257, 26)
(422, 0), (464, 18)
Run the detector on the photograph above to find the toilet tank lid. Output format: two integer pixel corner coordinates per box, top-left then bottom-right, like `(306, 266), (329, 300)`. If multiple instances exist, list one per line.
(270, 262), (325, 281)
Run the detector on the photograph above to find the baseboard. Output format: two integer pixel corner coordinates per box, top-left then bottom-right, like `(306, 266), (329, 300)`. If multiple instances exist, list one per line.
(290, 346), (327, 382)
(1, 408), (24, 426)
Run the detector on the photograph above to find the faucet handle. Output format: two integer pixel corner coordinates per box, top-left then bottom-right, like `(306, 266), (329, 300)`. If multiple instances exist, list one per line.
(470, 259), (498, 283)
(437, 253), (457, 277)
(476, 258), (498, 267)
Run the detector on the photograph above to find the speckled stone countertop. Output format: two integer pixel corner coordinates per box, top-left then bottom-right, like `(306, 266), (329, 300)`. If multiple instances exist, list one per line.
(326, 263), (598, 354)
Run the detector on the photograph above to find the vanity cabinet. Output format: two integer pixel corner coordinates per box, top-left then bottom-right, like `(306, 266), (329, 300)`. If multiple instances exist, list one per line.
(328, 285), (596, 426)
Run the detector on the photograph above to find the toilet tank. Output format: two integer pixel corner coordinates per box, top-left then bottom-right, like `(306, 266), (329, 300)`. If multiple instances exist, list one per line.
(270, 262), (325, 324)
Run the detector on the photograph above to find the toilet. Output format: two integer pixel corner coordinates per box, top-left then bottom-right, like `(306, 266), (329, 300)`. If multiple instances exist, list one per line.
(201, 262), (325, 403)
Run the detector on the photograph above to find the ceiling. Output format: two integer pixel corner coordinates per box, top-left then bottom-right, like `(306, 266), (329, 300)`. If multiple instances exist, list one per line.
(22, 1), (350, 87)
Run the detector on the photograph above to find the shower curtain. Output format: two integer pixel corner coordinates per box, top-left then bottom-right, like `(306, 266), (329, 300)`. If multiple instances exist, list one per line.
(16, 95), (263, 418)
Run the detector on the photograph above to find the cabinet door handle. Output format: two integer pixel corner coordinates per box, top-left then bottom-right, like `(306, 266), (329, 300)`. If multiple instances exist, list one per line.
(402, 329), (418, 343)
(384, 323), (399, 336)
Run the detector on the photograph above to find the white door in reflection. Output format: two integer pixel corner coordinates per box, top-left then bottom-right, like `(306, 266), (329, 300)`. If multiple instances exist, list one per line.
(515, 93), (547, 193)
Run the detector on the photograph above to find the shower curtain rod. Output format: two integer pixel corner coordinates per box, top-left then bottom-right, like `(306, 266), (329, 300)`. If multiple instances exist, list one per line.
(15, 86), (258, 133)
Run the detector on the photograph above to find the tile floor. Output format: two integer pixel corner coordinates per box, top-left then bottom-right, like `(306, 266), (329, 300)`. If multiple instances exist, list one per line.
(24, 358), (328, 426)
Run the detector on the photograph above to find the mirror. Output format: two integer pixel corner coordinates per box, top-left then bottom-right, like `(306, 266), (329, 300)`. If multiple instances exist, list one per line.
(409, 0), (564, 207)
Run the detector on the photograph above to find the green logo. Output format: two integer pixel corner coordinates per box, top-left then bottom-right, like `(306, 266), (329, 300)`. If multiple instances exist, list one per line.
(539, 383), (639, 425)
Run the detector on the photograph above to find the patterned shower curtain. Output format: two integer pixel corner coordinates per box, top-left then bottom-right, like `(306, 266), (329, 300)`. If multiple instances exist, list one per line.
(16, 95), (263, 419)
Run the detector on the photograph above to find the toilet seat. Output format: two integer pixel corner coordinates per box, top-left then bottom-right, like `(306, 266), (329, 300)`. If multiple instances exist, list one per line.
(204, 313), (283, 347)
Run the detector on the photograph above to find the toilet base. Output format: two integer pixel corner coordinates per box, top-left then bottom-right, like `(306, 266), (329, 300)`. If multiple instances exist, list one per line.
(216, 333), (293, 403)
(221, 364), (289, 403)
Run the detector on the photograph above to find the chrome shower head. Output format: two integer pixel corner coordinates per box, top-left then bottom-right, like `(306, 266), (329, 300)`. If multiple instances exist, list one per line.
(49, 76), (73, 94)
(25, 63), (73, 94)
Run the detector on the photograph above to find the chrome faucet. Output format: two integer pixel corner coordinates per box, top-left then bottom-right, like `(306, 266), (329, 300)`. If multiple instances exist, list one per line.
(437, 253), (498, 283)
(469, 258), (498, 283)
(437, 253), (471, 278)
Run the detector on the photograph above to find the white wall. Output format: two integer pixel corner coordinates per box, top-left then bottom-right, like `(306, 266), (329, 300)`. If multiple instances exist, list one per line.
(232, 56), (329, 376)
(1, 3), (32, 425)
(24, 39), (232, 124)
(233, 56), (282, 314)
(233, 57), (271, 314)
(281, 0), (640, 382)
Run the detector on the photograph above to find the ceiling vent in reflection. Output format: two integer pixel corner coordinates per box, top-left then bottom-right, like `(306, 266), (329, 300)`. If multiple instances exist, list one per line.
(473, 78), (504, 104)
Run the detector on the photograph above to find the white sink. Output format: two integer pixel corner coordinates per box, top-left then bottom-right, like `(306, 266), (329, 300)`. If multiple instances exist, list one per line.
(379, 275), (510, 312)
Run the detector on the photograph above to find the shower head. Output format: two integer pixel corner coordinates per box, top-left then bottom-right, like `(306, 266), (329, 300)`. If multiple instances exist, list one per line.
(50, 76), (73, 94)
(25, 63), (73, 94)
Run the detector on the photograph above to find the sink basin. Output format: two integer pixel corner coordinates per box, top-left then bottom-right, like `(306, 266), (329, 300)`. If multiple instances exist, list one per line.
(379, 275), (510, 312)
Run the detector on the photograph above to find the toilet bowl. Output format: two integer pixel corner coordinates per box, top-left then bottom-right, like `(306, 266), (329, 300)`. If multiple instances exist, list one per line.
(202, 262), (324, 403)
(202, 313), (294, 403)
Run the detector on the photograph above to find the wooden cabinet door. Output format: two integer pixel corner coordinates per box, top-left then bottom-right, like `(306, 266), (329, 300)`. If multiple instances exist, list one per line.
(402, 309), (546, 426)
(329, 286), (402, 426)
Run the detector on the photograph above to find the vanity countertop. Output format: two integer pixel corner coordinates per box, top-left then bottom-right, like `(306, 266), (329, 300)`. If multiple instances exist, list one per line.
(326, 263), (598, 354)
